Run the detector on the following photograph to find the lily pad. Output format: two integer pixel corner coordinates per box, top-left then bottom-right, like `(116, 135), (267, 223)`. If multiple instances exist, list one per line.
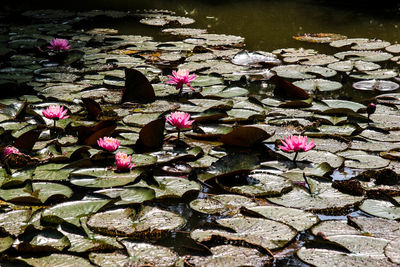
(267, 178), (364, 213)
(140, 15), (195, 27)
(330, 38), (390, 50)
(328, 60), (381, 72)
(70, 168), (143, 188)
(94, 187), (155, 205)
(293, 79), (342, 92)
(385, 237), (400, 264)
(0, 209), (32, 236)
(359, 199), (400, 220)
(87, 206), (185, 237)
(334, 50), (393, 62)
(349, 69), (398, 80)
(231, 50), (281, 67)
(293, 33), (347, 43)
(20, 254), (94, 267)
(271, 64), (337, 79)
(353, 80), (399, 91)
(220, 126), (272, 147)
(191, 216), (297, 250)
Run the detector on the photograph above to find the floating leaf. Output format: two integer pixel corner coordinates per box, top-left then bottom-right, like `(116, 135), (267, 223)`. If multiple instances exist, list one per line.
(231, 50), (281, 67)
(334, 50), (393, 62)
(349, 69), (398, 80)
(271, 64), (337, 79)
(94, 187), (155, 205)
(0, 209), (32, 236)
(330, 38), (390, 50)
(353, 80), (399, 91)
(270, 75), (310, 99)
(136, 118), (165, 149)
(77, 120), (117, 146)
(386, 237), (400, 264)
(82, 98), (102, 119)
(20, 254), (94, 267)
(293, 79), (342, 92)
(328, 60), (380, 72)
(293, 33), (347, 43)
(191, 216), (297, 250)
(70, 168), (143, 188)
(359, 199), (400, 220)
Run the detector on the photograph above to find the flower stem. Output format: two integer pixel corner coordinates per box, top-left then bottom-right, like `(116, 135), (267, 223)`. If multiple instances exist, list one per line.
(53, 119), (56, 135)
(293, 151), (298, 163)
(178, 129), (181, 140)
(303, 172), (312, 195)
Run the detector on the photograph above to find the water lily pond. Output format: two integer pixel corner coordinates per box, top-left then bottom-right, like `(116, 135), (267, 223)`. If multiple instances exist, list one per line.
(1, 3), (400, 267)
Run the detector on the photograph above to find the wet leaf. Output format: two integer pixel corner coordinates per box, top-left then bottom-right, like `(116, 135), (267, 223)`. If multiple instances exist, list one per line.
(20, 254), (94, 267)
(220, 126), (272, 147)
(0, 209), (32, 236)
(94, 187), (155, 205)
(270, 75), (310, 99)
(271, 64), (337, 79)
(359, 199), (400, 220)
(330, 38), (390, 50)
(293, 79), (342, 92)
(70, 168), (143, 188)
(334, 50), (393, 62)
(231, 50), (281, 67)
(136, 118), (165, 149)
(293, 33), (347, 43)
(77, 120), (117, 146)
(121, 68), (156, 103)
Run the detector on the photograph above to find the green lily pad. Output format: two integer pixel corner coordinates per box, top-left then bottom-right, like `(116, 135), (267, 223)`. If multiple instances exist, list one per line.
(134, 176), (200, 199)
(293, 79), (342, 92)
(330, 38), (390, 50)
(349, 69), (398, 80)
(0, 236), (14, 253)
(42, 199), (111, 227)
(344, 154), (390, 169)
(311, 220), (361, 237)
(267, 178), (364, 213)
(189, 194), (257, 216)
(334, 50), (393, 62)
(186, 245), (272, 266)
(283, 54), (339, 66)
(217, 172), (292, 197)
(140, 15), (195, 27)
(271, 64), (337, 79)
(20, 254), (94, 267)
(328, 60), (381, 72)
(123, 113), (160, 127)
(248, 206), (319, 231)
(87, 206), (185, 237)
(359, 199), (400, 220)
(0, 209), (32, 236)
(94, 187), (155, 205)
(33, 163), (72, 181)
(361, 129), (400, 142)
(191, 216), (297, 250)
(17, 229), (71, 252)
(70, 168), (143, 188)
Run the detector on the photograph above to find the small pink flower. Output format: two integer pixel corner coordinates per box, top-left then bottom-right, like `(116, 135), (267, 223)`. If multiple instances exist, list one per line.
(42, 105), (69, 120)
(367, 103), (376, 117)
(115, 152), (135, 170)
(166, 69), (197, 91)
(48, 38), (71, 51)
(2, 146), (21, 159)
(279, 135), (315, 153)
(97, 137), (120, 152)
(166, 111), (194, 129)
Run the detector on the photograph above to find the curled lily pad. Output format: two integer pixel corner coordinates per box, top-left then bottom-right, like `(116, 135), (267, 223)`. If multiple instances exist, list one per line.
(293, 33), (347, 43)
(293, 79), (342, 92)
(17, 228), (70, 252)
(267, 178), (364, 214)
(191, 216), (297, 250)
(189, 194), (257, 216)
(271, 64), (337, 79)
(87, 206), (185, 238)
(220, 126), (272, 147)
(353, 80), (399, 91)
(231, 50), (281, 67)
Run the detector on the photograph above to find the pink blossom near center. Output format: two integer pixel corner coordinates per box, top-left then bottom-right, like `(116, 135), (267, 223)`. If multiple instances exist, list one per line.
(166, 111), (194, 129)
(166, 69), (197, 91)
(48, 38), (71, 51)
(279, 135), (315, 153)
(115, 152), (135, 170)
(1, 146), (21, 159)
(42, 105), (69, 120)
(97, 137), (120, 152)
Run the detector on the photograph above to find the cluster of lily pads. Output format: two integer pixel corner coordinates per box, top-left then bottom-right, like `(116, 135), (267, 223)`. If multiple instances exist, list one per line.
(0, 8), (399, 267)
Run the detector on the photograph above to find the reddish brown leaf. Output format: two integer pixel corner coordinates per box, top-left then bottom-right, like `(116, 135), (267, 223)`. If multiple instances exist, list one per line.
(82, 98), (102, 119)
(14, 129), (42, 151)
(270, 75), (310, 100)
(220, 126), (272, 147)
(136, 118), (165, 149)
(121, 68), (156, 103)
(78, 120), (117, 146)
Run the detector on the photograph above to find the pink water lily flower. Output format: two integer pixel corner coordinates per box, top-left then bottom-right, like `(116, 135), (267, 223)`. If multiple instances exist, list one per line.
(279, 135), (315, 153)
(42, 105), (69, 120)
(166, 69), (197, 92)
(1, 146), (21, 160)
(115, 152), (135, 171)
(279, 135), (315, 163)
(166, 111), (194, 141)
(97, 137), (120, 152)
(48, 38), (71, 51)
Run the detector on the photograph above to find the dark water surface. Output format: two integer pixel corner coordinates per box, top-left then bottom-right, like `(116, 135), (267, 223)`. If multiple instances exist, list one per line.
(5, 0), (400, 52)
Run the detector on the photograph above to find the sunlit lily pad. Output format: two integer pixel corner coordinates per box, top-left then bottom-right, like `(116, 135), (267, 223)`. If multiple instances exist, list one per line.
(386, 237), (400, 264)
(247, 206), (319, 231)
(0, 236), (14, 253)
(283, 54), (339, 66)
(184, 33), (244, 47)
(353, 80), (399, 91)
(334, 50), (393, 62)
(191, 216), (297, 250)
(271, 64), (337, 79)
(186, 245), (272, 266)
(70, 168), (143, 188)
(386, 44), (400, 53)
(17, 228), (70, 252)
(94, 187), (155, 205)
(217, 171), (292, 197)
(87, 206), (185, 237)
(189, 194), (257, 215)
(0, 209), (32, 236)
(311, 220), (361, 237)
(140, 15), (195, 27)
(293, 79), (342, 92)
(328, 60), (380, 72)
(330, 38), (390, 50)
(359, 199), (400, 220)
(344, 154), (390, 169)
(349, 69), (398, 80)
(42, 199), (111, 227)
(267, 178), (364, 213)
(231, 50), (281, 67)
(20, 254), (94, 267)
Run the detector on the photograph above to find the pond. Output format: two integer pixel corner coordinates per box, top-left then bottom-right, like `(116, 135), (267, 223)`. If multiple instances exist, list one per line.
(0, 1), (400, 266)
